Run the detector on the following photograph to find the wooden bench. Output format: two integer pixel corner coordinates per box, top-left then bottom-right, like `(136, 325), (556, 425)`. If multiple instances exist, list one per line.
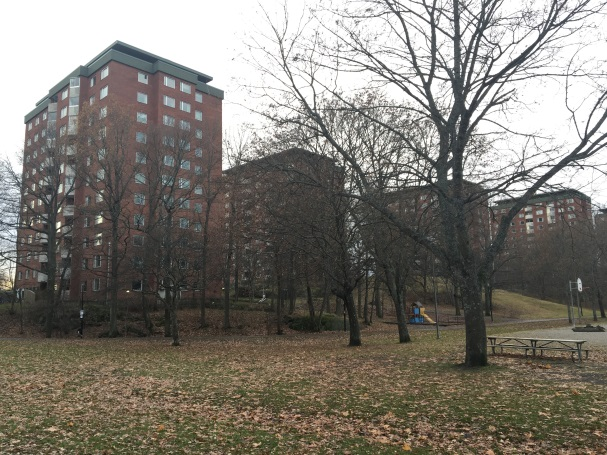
(487, 336), (589, 362)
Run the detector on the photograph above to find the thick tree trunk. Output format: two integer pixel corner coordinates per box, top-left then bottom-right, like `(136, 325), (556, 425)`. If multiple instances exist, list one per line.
(343, 291), (361, 346)
(170, 295), (180, 346)
(374, 277), (383, 318)
(461, 274), (487, 366)
(384, 270), (411, 343)
(598, 289), (606, 319)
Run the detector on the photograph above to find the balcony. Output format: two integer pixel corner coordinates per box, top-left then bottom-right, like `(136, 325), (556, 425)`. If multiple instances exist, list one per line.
(61, 248), (70, 259)
(62, 226), (73, 237)
(37, 272), (48, 283)
(39, 233), (48, 244)
(63, 206), (74, 217)
(39, 254), (48, 263)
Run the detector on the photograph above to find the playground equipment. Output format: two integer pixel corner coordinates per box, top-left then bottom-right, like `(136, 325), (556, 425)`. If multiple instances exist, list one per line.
(409, 302), (435, 324)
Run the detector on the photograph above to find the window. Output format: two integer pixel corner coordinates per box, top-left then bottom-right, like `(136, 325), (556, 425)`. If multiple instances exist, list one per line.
(180, 160), (190, 170)
(62, 88), (68, 100)
(132, 280), (142, 291)
(195, 110), (203, 121)
(178, 198), (190, 209)
(193, 222), (202, 232)
(89, 95), (95, 105)
(137, 92), (148, 104)
(194, 185), (203, 195)
(567, 198), (574, 203)
(164, 76), (175, 88)
(92, 278), (101, 291)
(180, 101), (191, 113)
(25, 270), (29, 279)
(136, 132), (147, 144)
(94, 233), (103, 246)
(194, 203), (203, 213)
(96, 169), (105, 181)
(195, 92), (203, 103)
(536, 209), (544, 215)
(43, 112), (47, 121)
(195, 165), (202, 175)
(179, 140), (190, 151)
(96, 213), (103, 224)
(568, 213), (576, 219)
(81, 258), (88, 270)
(17, 271), (22, 280)
(101, 66), (109, 79)
(162, 175), (174, 186)
(179, 178), (190, 189)
(179, 119), (190, 130)
(59, 125), (67, 137)
(138, 72), (148, 84)
(83, 237), (89, 248)
(133, 257), (144, 270)
(163, 96), (175, 108)
(134, 214), (145, 228)
(195, 148), (203, 158)
(135, 173), (145, 184)
(100, 86), (108, 99)
(134, 193), (146, 205)
(195, 128), (203, 139)
(538, 217), (543, 222)
(164, 155), (175, 166)
(60, 106), (68, 118)
(93, 255), (102, 268)
(90, 76), (96, 87)
(180, 82), (191, 93)
(83, 217), (90, 228)
(136, 151), (147, 164)
(179, 218), (189, 229)
(163, 114), (175, 126)
(133, 235), (145, 246)
(100, 106), (108, 119)
(137, 112), (147, 124)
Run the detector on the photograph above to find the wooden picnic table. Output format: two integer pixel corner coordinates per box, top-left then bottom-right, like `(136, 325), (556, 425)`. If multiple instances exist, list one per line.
(487, 336), (589, 362)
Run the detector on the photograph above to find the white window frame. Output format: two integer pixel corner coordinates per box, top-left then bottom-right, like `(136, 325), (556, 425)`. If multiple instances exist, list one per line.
(180, 82), (191, 94)
(138, 72), (148, 84)
(180, 101), (191, 113)
(164, 76), (175, 88)
(100, 66), (109, 79)
(137, 112), (147, 124)
(137, 92), (148, 104)
(163, 95), (175, 108)
(100, 85), (108, 99)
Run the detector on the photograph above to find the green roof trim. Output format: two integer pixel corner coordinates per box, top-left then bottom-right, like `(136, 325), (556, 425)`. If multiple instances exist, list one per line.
(493, 189), (591, 207)
(25, 41), (224, 122)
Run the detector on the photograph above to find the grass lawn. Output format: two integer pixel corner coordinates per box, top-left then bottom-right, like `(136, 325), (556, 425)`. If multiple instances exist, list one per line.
(1, 321), (606, 454)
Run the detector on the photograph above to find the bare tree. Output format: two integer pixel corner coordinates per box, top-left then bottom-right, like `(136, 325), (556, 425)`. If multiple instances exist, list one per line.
(77, 99), (139, 337)
(247, 0), (607, 366)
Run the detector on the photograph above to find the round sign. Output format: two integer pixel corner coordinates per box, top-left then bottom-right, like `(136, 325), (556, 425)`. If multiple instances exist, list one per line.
(577, 278), (583, 292)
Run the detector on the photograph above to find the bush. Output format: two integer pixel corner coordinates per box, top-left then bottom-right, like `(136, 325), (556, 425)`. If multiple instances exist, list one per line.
(287, 314), (344, 332)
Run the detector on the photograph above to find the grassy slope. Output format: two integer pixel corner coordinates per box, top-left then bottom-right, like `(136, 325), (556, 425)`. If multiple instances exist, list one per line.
(492, 289), (568, 320)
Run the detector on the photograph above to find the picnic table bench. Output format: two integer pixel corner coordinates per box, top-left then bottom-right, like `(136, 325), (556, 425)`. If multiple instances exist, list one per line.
(487, 336), (589, 362)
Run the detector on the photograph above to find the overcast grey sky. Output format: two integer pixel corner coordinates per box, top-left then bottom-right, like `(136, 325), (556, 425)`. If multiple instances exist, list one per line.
(2, 0), (606, 206)
(0, 0), (303, 156)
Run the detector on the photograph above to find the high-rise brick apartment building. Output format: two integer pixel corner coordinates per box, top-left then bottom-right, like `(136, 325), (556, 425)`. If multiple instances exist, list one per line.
(492, 189), (592, 242)
(15, 41), (224, 302)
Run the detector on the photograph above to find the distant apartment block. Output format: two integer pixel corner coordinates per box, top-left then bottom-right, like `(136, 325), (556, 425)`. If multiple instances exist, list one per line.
(492, 189), (592, 242)
(15, 41), (224, 301)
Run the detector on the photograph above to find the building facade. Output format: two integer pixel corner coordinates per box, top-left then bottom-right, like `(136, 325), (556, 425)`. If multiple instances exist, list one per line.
(492, 189), (592, 243)
(15, 41), (224, 302)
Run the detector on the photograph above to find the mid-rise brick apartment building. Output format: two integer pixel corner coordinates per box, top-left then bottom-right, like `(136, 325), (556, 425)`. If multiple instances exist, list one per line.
(492, 189), (592, 242)
(15, 41), (224, 302)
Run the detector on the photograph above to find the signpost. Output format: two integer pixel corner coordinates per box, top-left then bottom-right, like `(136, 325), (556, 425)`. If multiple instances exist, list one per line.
(568, 278), (583, 327)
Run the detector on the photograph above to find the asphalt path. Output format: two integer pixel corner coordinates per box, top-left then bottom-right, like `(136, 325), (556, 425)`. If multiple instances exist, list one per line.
(497, 324), (607, 347)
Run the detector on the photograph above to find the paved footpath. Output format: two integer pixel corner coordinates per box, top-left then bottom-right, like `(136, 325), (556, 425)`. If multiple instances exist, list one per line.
(498, 324), (607, 347)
